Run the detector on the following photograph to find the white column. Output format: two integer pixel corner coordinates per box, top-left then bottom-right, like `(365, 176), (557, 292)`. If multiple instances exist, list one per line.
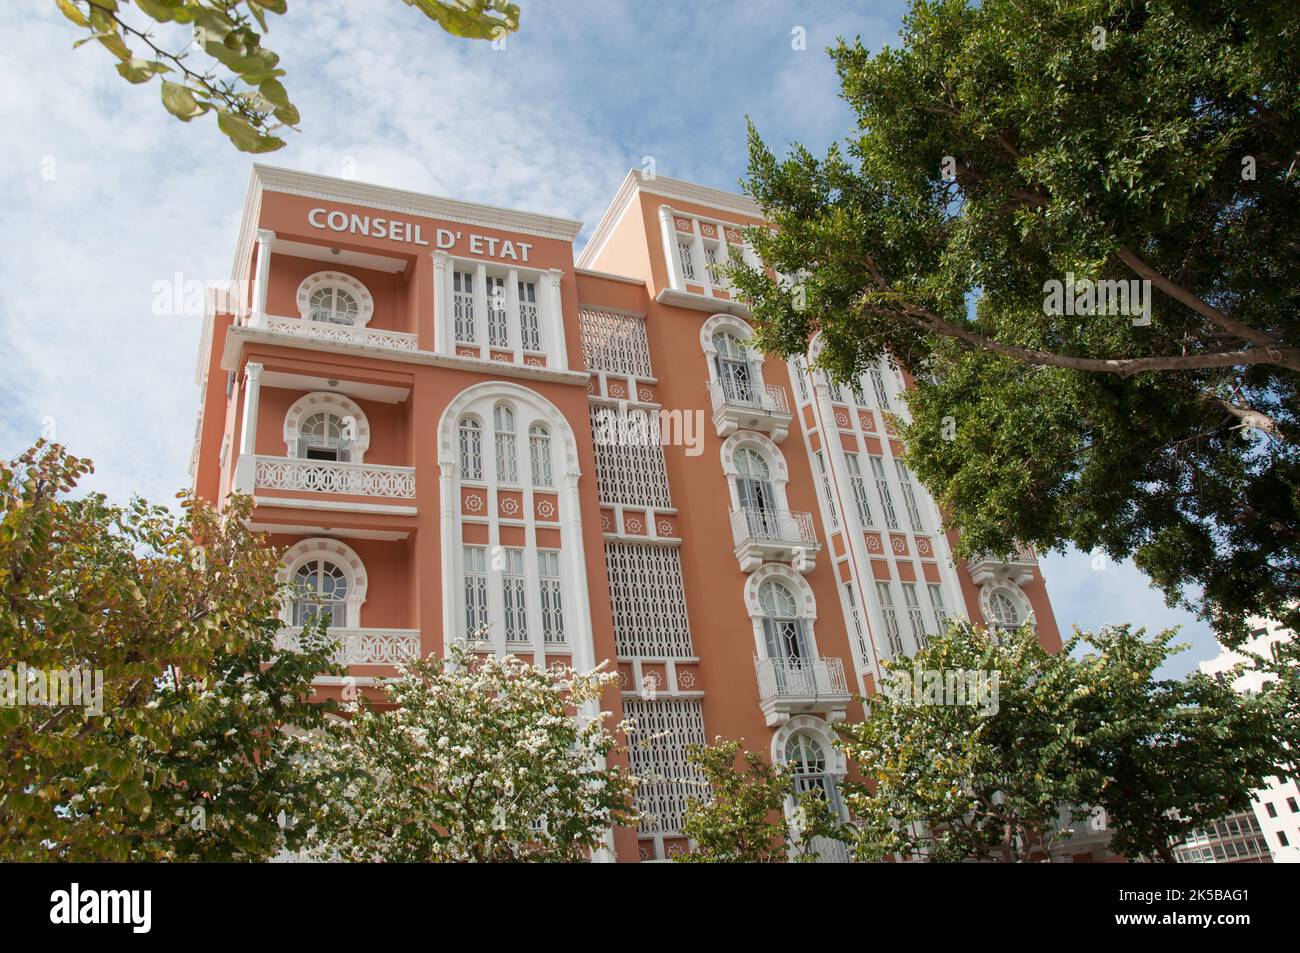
(251, 230), (274, 328)
(505, 267), (521, 364)
(543, 268), (567, 371)
(433, 250), (452, 355)
(657, 205), (681, 291)
(561, 471), (596, 673)
(232, 361), (263, 493)
(473, 262), (489, 359)
(689, 218), (706, 290)
(438, 462), (459, 656)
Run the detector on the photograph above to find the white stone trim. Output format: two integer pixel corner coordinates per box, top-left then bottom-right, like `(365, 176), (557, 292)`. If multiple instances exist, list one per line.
(296, 271), (375, 328)
(277, 537), (369, 628)
(436, 382), (592, 671)
(719, 430), (791, 512)
(282, 391), (372, 461)
(770, 714), (847, 776)
(978, 581), (1034, 628)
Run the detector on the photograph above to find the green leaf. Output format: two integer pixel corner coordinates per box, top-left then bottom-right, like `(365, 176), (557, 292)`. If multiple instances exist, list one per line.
(54, 0), (88, 27)
(216, 111), (284, 153)
(160, 81), (206, 121)
(116, 58), (170, 84)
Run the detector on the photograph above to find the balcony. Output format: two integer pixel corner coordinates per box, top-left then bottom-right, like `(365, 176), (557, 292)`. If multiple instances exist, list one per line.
(262, 314), (418, 353)
(729, 506), (820, 572)
(754, 656), (851, 726)
(708, 379), (792, 443)
(967, 544), (1037, 587)
(251, 456), (416, 500)
(275, 626), (421, 668)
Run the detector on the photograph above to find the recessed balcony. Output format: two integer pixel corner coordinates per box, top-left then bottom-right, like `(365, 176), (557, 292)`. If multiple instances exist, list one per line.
(708, 380), (792, 443)
(729, 506), (820, 572)
(244, 455), (416, 506)
(262, 314), (418, 353)
(753, 656), (851, 726)
(275, 626), (421, 668)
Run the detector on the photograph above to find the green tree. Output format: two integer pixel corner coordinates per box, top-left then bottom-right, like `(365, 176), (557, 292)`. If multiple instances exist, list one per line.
(728, 0), (1300, 644)
(677, 738), (845, 863)
(53, 0), (521, 152)
(837, 620), (1284, 861)
(0, 441), (341, 861)
(301, 644), (639, 862)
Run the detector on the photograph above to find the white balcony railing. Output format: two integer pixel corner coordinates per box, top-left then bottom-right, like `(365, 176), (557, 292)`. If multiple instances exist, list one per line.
(708, 379), (790, 416)
(253, 456), (416, 499)
(275, 626), (421, 666)
(263, 314), (418, 352)
(755, 656), (849, 702)
(730, 506), (817, 545)
(966, 544), (1038, 587)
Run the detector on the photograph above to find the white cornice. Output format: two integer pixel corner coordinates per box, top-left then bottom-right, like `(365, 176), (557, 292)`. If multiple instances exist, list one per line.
(220, 325), (593, 386)
(576, 169), (764, 270)
(655, 287), (750, 317)
(230, 164), (585, 288)
(574, 267), (647, 287)
(252, 165), (584, 240)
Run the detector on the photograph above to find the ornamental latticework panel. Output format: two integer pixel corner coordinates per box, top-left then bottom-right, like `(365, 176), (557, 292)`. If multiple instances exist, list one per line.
(578, 308), (652, 377)
(604, 543), (694, 658)
(623, 698), (707, 835)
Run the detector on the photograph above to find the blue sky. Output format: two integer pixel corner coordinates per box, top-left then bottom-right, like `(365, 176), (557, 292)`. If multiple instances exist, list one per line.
(0, 0), (1220, 675)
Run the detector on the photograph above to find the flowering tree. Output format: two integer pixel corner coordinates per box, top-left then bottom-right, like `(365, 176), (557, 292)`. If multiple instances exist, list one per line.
(302, 645), (639, 862)
(677, 738), (844, 863)
(0, 441), (341, 861)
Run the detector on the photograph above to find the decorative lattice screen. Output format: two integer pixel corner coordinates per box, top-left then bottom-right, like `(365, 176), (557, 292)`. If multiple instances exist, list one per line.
(589, 406), (672, 508)
(578, 308), (652, 377)
(605, 542), (694, 658)
(623, 698), (707, 834)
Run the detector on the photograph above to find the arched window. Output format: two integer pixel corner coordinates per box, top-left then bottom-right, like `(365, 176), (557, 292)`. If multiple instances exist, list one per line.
(308, 285), (360, 325)
(291, 558), (349, 626)
(712, 330), (753, 403)
(529, 424), (553, 487)
(988, 589), (1021, 629)
(494, 405), (518, 483)
(735, 447), (778, 536)
(759, 580), (808, 661)
(459, 417), (482, 480)
(786, 733), (838, 809)
(296, 411), (354, 462)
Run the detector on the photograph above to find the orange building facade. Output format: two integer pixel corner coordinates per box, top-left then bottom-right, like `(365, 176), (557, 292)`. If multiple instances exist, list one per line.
(190, 166), (1062, 862)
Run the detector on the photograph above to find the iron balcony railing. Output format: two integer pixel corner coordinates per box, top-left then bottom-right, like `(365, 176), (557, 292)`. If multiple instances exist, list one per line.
(730, 506), (817, 546)
(754, 655), (849, 702)
(708, 379), (790, 416)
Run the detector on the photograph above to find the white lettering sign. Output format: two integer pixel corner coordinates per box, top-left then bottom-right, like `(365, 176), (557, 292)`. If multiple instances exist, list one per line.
(308, 208), (531, 262)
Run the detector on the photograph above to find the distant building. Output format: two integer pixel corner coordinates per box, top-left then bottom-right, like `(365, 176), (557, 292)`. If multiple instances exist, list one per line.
(1174, 614), (1298, 863)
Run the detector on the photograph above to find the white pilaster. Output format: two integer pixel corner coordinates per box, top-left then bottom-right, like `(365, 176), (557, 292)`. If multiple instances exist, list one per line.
(433, 250), (452, 355)
(251, 230), (275, 328)
(233, 361), (263, 493)
(544, 268), (568, 371)
(657, 205), (681, 291)
(473, 262), (489, 359)
(505, 267), (521, 365)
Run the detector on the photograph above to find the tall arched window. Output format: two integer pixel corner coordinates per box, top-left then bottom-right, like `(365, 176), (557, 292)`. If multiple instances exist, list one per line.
(458, 417), (482, 480)
(494, 404), (518, 483)
(291, 558), (349, 626)
(735, 447), (777, 536)
(308, 285), (360, 325)
(988, 589), (1021, 629)
(529, 424), (553, 487)
(712, 330), (753, 403)
(296, 411), (354, 462)
(759, 580), (809, 661)
(786, 733), (838, 810)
